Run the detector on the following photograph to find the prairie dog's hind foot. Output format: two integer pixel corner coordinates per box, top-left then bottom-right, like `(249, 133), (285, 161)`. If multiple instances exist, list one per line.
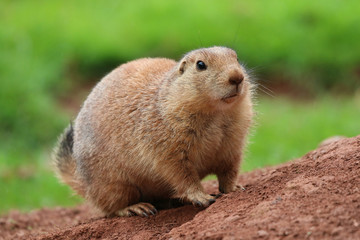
(115, 202), (157, 217)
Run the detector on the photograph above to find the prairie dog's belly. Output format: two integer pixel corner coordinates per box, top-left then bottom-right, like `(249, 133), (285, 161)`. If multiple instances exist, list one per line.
(136, 176), (173, 201)
(189, 123), (226, 178)
(126, 114), (226, 196)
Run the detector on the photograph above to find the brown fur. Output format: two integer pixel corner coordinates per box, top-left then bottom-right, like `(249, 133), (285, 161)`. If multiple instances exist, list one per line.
(53, 46), (254, 216)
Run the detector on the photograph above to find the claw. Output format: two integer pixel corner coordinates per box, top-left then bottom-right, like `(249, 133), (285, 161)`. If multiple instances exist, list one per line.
(152, 208), (158, 214)
(127, 211), (135, 217)
(193, 200), (203, 207)
(208, 198), (216, 204)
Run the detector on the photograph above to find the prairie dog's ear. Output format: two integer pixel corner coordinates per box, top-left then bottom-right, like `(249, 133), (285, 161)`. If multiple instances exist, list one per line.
(179, 60), (186, 74)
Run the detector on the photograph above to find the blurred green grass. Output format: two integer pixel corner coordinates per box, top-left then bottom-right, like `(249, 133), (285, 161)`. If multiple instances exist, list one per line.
(243, 95), (360, 171)
(0, 0), (360, 213)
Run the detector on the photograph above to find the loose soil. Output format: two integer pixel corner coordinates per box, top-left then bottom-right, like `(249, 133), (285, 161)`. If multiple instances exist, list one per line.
(1, 136), (359, 240)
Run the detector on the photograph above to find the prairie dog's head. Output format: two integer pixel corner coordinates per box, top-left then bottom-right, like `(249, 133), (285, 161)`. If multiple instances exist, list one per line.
(175, 46), (250, 110)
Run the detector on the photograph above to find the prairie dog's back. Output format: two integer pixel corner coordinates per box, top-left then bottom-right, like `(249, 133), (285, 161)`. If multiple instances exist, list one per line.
(109, 58), (177, 87)
(86, 58), (176, 105)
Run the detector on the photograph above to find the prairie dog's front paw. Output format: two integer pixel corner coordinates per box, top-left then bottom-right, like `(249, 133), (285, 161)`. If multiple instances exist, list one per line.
(183, 191), (216, 208)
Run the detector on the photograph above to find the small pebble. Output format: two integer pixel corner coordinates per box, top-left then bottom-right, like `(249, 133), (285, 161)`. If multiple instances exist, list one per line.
(258, 230), (269, 237)
(225, 215), (241, 222)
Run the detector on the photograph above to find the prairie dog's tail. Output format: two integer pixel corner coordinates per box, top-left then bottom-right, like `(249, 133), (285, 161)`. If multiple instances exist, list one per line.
(53, 124), (85, 196)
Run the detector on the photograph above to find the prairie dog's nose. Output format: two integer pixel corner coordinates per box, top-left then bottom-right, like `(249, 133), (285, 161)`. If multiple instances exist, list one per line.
(228, 72), (244, 86)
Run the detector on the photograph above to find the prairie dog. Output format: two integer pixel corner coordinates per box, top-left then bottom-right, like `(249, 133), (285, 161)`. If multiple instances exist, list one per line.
(54, 46), (254, 217)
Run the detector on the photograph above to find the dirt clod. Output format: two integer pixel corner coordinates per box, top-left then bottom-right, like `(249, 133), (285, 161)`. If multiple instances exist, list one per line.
(1, 135), (360, 240)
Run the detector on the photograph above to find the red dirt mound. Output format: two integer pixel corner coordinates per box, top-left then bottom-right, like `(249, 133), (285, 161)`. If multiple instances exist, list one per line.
(1, 136), (359, 240)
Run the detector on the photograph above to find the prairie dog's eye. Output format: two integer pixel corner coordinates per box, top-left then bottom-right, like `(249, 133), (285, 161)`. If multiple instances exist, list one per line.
(196, 60), (207, 70)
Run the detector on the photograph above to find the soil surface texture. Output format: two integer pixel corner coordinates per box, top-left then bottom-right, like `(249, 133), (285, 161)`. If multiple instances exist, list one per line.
(1, 135), (359, 240)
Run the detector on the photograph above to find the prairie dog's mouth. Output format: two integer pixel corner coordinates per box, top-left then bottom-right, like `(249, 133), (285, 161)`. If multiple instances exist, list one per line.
(221, 93), (238, 103)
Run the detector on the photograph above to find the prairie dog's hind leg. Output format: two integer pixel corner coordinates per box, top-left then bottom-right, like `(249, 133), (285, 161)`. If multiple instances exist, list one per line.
(88, 181), (157, 217)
